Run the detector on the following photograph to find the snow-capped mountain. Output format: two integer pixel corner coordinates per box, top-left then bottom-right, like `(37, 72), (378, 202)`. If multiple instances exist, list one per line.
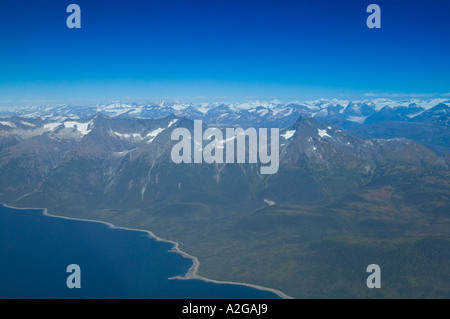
(2, 98), (448, 152)
(2, 98), (448, 123)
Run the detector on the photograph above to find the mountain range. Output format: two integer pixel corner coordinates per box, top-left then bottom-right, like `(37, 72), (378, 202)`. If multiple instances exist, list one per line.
(2, 98), (448, 153)
(0, 98), (449, 298)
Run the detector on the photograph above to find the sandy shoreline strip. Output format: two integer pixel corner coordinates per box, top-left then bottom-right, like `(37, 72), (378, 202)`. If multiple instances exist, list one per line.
(1, 203), (293, 299)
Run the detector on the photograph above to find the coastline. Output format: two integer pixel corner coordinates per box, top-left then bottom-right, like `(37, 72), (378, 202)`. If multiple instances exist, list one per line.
(1, 203), (293, 299)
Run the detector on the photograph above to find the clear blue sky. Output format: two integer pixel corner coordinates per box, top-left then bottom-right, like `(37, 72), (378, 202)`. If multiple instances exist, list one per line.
(1, 0), (449, 106)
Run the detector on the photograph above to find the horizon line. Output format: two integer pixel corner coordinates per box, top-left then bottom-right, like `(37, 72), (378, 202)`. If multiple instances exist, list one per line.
(1, 95), (450, 109)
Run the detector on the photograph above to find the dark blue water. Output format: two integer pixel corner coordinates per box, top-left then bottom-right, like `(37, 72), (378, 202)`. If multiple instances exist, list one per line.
(0, 205), (280, 299)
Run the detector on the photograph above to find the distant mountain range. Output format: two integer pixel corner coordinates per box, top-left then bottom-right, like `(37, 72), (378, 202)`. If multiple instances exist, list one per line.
(2, 98), (449, 124)
(0, 98), (449, 298)
(2, 98), (448, 153)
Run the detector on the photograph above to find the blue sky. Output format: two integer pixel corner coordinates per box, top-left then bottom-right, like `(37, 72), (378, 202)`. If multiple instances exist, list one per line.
(0, 0), (449, 106)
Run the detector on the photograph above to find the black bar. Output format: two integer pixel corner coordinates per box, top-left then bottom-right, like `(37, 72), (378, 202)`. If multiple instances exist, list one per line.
(0, 299), (442, 318)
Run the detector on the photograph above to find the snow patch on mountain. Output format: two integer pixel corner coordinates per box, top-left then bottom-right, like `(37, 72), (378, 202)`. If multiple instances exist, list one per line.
(0, 121), (16, 128)
(111, 131), (142, 139)
(168, 119), (179, 127)
(318, 129), (331, 138)
(281, 130), (296, 140)
(20, 121), (35, 127)
(110, 126), (166, 143)
(347, 116), (368, 124)
(264, 199), (276, 206)
(145, 127), (165, 143)
(63, 121), (92, 135)
(43, 123), (62, 131)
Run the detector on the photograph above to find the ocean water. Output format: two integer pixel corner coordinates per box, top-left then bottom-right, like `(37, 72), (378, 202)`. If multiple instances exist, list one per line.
(0, 205), (280, 299)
